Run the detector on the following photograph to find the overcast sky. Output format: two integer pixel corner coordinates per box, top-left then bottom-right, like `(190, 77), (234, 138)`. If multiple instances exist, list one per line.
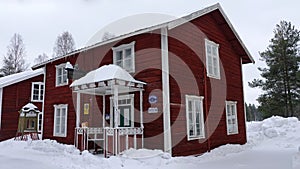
(0, 0), (299, 105)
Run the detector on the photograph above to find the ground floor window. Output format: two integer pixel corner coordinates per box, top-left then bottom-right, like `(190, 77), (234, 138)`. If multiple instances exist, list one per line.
(226, 101), (238, 135)
(53, 104), (68, 137)
(185, 95), (205, 140)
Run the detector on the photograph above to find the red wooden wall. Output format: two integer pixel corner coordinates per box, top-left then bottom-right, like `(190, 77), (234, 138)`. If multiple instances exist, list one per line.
(40, 9), (248, 156)
(0, 75), (44, 141)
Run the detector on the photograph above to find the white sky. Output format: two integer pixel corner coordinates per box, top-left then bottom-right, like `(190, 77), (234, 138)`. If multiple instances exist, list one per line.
(0, 0), (299, 105)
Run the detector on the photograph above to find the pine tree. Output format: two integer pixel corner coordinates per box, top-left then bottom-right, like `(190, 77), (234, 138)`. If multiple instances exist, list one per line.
(249, 21), (300, 118)
(53, 31), (75, 57)
(1, 33), (28, 76)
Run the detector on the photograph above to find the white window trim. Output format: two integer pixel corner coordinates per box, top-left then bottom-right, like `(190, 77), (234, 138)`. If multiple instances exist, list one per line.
(225, 101), (239, 135)
(53, 104), (68, 137)
(109, 94), (134, 128)
(205, 39), (220, 79)
(31, 82), (44, 102)
(55, 63), (68, 87)
(185, 95), (205, 141)
(112, 41), (136, 73)
(38, 113), (43, 132)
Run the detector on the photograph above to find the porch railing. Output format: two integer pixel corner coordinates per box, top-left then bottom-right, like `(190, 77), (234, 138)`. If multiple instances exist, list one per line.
(75, 127), (143, 157)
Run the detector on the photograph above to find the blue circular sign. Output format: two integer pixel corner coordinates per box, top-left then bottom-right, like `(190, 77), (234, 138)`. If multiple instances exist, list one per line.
(148, 95), (158, 104)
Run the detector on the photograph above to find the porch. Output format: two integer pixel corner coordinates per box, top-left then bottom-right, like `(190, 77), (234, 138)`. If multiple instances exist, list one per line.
(74, 127), (143, 157)
(70, 64), (146, 157)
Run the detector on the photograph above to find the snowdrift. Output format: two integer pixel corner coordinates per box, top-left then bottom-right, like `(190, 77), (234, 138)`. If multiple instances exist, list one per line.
(0, 116), (299, 169)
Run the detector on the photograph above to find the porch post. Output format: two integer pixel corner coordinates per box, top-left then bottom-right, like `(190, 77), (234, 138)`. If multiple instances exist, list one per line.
(140, 89), (144, 148)
(102, 95), (105, 128)
(76, 92), (81, 127)
(113, 84), (119, 155)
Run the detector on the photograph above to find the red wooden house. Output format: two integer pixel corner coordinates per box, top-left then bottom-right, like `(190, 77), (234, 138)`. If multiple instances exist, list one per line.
(32, 3), (254, 156)
(0, 69), (44, 141)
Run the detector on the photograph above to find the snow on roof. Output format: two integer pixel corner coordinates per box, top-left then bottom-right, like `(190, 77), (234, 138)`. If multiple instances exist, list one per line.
(21, 103), (40, 114)
(32, 3), (254, 70)
(0, 69), (44, 88)
(70, 64), (145, 87)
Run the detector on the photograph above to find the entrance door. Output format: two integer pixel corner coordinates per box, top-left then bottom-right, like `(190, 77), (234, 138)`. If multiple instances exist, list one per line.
(119, 105), (131, 127)
(110, 94), (134, 127)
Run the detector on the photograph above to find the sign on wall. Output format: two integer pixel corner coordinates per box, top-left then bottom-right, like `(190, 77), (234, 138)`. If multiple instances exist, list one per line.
(84, 103), (89, 115)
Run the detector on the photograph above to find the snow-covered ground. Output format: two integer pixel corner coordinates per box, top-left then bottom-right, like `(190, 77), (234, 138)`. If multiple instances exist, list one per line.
(0, 116), (299, 169)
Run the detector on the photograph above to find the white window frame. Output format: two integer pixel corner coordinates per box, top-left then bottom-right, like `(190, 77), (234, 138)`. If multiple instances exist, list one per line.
(112, 41), (136, 73)
(225, 101), (239, 135)
(53, 104), (68, 137)
(110, 94), (134, 128)
(185, 95), (205, 140)
(38, 113), (43, 132)
(205, 39), (220, 79)
(31, 82), (44, 102)
(55, 63), (68, 87)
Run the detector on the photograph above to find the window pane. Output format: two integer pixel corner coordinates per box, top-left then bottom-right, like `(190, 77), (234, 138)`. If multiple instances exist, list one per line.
(124, 59), (132, 70)
(231, 105), (235, 115)
(63, 70), (67, 83)
(58, 76), (62, 84)
(227, 105), (230, 116)
(207, 45), (211, 54)
(116, 51), (123, 61)
(188, 101), (192, 111)
(116, 61), (122, 67)
(212, 46), (217, 56)
(125, 49), (131, 58)
(213, 58), (218, 75)
(40, 87), (44, 100)
(58, 68), (62, 76)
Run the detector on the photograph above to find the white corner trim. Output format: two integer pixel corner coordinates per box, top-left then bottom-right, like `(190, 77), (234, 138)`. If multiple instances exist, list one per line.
(0, 88), (3, 129)
(161, 27), (172, 154)
(241, 58), (248, 140)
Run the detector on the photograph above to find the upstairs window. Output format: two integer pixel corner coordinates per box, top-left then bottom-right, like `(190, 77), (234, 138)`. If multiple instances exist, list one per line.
(31, 82), (44, 102)
(186, 95), (205, 140)
(112, 41), (135, 73)
(53, 104), (68, 137)
(226, 101), (238, 135)
(56, 63), (68, 87)
(205, 39), (220, 79)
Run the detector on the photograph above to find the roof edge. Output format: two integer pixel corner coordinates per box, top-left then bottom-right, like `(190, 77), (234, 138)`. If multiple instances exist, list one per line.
(0, 68), (44, 88)
(32, 3), (254, 69)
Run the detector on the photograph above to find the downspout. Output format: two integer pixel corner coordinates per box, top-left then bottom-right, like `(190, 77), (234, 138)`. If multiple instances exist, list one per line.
(241, 58), (248, 142)
(41, 66), (46, 139)
(204, 68), (211, 152)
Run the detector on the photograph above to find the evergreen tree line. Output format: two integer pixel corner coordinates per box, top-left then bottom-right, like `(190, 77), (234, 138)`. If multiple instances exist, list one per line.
(249, 20), (300, 120)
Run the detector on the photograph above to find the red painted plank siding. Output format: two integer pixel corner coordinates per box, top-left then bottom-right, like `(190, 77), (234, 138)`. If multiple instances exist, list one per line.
(167, 12), (247, 156)
(0, 75), (44, 141)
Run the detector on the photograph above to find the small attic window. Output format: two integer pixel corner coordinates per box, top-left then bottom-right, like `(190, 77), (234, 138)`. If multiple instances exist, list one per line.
(112, 41), (135, 73)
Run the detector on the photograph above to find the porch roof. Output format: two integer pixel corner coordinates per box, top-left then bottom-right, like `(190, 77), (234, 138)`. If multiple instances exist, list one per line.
(70, 64), (145, 95)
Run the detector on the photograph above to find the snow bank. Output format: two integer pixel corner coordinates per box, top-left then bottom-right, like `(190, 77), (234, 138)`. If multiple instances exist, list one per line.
(0, 116), (299, 169)
(247, 116), (300, 142)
